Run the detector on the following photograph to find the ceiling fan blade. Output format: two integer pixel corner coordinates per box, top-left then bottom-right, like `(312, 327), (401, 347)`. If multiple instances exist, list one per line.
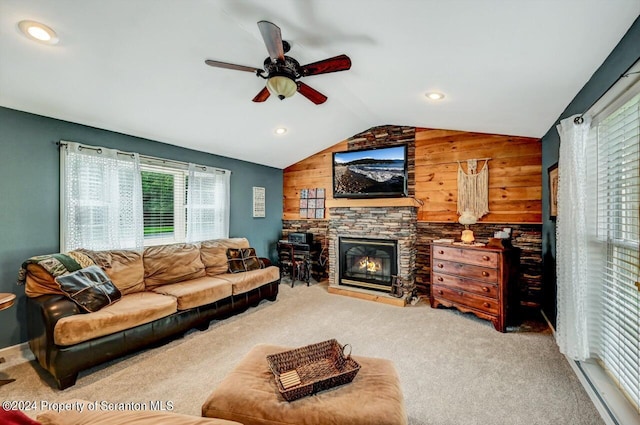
(297, 82), (327, 105)
(205, 60), (262, 74)
(300, 54), (351, 77)
(257, 20), (284, 62)
(252, 87), (271, 103)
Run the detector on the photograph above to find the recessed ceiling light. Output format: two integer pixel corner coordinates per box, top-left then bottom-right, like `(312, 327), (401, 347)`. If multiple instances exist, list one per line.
(425, 92), (445, 101)
(18, 20), (59, 45)
(274, 127), (287, 135)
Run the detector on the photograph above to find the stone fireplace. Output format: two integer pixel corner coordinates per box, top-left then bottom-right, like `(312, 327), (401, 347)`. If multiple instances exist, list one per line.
(338, 237), (397, 292)
(328, 205), (417, 301)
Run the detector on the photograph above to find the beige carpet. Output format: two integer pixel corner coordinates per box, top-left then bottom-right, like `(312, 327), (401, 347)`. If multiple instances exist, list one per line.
(0, 281), (602, 425)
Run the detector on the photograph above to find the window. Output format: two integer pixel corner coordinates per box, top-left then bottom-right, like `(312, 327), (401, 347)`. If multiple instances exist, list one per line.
(61, 143), (230, 250)
(593, 92), (640, 412)
(140, 163), (187, 245)
(60, 142), (143, 251)
(140, 161), (231, 245)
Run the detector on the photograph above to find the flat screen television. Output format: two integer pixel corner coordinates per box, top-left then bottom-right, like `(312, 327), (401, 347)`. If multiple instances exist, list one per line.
(332, 144), (408, 198)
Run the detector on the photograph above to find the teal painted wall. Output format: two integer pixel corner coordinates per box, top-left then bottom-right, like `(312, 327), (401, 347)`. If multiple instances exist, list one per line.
(0, 107), (283, 349)
(540, 16), (640, 325)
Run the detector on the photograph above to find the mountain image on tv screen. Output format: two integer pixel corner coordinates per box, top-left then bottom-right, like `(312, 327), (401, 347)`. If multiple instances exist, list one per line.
(333, 145), (406, 197)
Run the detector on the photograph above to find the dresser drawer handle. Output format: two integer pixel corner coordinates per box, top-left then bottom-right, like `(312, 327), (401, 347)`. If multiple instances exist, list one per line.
(437, 276), (443, 282)
(482, 286), (489, 292)
(482, 255), (490, 261)
(483, 302), (491, 308)
(437, 290), (443, 295)
(438, 250), (444, 255)
(482, 271), (490, 277)
(437, 263), (444, 268)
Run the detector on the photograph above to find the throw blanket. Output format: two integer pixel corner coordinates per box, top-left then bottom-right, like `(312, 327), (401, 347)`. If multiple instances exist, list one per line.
(17, 250), (96, 285)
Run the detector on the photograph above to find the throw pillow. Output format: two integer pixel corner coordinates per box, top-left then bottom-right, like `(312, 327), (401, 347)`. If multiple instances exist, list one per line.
(226, 248), (245, 274)
(54, 265), (122, 313)
(241, 248), (262, 271)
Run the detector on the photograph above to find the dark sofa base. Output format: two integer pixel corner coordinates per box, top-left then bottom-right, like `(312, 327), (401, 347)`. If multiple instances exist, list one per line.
(27, 280), (279, 389)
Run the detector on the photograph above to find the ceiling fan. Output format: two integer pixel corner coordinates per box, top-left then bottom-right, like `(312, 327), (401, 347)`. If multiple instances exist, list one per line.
(205, 21), (351, 105)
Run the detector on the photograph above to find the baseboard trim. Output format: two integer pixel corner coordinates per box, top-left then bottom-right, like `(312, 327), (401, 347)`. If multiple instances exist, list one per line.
(0, 342), (31, 364)
(539, 309), (638, 425)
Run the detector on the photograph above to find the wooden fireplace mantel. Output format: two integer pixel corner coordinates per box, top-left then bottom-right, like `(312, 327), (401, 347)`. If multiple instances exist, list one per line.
(326, 197), (421, 209)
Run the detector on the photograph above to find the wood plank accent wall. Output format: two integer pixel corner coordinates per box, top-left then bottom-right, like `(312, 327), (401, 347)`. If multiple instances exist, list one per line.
(415, 128), (542, 223)
(284, 127), (541, 223)
(283, 140), (347, 221)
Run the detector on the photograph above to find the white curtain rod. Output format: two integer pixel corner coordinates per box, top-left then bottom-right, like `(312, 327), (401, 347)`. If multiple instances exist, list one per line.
(57, 141), (231, 174)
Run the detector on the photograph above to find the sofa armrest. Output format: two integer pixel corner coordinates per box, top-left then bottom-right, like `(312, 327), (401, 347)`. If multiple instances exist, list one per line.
(259, 257), (273, 268)
(27, 295), (82, 369)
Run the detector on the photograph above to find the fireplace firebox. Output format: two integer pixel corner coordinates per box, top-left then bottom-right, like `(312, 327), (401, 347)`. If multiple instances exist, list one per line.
(338, 237), (397, 292)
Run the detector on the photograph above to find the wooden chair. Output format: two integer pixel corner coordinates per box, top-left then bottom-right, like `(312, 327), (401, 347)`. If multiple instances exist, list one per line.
(277, 242), (311, 287)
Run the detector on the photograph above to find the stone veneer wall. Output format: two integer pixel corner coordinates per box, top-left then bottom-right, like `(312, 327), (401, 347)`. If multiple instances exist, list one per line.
(415, 222), (543, 308)
(327, 207), (418, 287)
(280, 219), (330, 247)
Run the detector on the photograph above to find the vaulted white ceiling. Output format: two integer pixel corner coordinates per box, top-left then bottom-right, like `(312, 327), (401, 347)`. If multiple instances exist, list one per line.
(1, 1), (638, 168)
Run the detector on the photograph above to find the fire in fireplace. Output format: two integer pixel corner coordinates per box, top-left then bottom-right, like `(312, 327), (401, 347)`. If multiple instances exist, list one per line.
(338, 237), (397, 292)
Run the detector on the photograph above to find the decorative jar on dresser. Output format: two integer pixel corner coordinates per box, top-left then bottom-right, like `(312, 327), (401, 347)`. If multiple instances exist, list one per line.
(430, 242), (520, 332)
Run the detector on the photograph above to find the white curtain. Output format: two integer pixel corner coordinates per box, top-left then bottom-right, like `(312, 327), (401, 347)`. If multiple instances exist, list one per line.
(186, 163), (230, 242)
(60, 142), (144, 251)
(555, 115), (598, 360)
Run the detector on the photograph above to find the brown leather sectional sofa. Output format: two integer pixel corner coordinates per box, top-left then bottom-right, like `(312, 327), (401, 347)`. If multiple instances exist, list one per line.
(23, 238), (280, 389)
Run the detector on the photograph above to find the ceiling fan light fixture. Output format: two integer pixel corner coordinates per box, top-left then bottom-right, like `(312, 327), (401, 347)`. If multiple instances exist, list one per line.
(18, 20), (59, 45)
(266, 75), (297, 100)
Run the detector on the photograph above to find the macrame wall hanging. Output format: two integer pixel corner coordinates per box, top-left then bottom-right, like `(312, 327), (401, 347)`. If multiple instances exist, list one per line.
(457, 158), (490, 220)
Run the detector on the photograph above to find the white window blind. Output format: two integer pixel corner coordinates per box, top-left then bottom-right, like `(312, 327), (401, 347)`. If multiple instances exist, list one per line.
(140, 159), (230, 246)
(594, 92), (640, 412)
(140, 163), (187, 245)
(186, 163), (230, 242)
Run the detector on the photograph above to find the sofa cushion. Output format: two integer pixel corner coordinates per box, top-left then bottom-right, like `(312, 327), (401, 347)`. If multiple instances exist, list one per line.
(22, 251), (95, 298)
(37, 399), (243, 425)
(144, 243), (206, 289)
(24, 264), (65, 297)
(212, 238), (251, 250)
(97, 249), (145, 294)
(216, 266), (280, 295)
(151, 276), (233, 310)
(200, 241), (231, 276)
(54, 292), (177, 346)
(55, 265), (122, 313)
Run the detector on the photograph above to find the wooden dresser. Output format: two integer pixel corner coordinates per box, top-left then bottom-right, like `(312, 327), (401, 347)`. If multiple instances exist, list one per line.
(430, 242), (519, 332)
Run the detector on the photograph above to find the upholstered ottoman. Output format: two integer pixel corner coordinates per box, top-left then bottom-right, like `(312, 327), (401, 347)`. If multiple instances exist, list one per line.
(201, 343), (408, 425)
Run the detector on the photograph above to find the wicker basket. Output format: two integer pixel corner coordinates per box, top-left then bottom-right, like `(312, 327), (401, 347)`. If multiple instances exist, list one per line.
(266, 339), (361, 401)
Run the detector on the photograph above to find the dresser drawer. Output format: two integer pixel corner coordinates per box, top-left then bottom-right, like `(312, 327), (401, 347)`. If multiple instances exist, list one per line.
(431, 259), (498, 282)
(432, 272), (499, 298)
(432, 245), (499, 268)
(432, 284), (499, 315)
